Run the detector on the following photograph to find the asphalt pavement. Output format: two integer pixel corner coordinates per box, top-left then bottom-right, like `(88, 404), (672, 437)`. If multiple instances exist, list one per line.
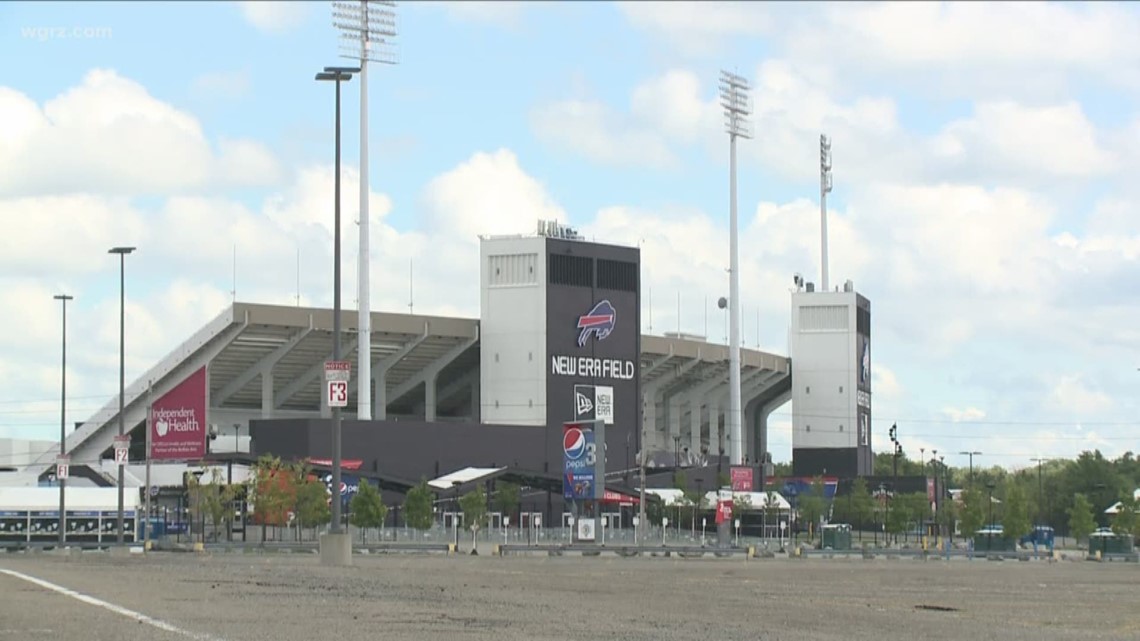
(0, 551), (1136, 641)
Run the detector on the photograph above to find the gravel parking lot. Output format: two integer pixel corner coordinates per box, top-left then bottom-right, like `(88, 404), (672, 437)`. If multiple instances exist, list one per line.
(1, 552), (1137, 641)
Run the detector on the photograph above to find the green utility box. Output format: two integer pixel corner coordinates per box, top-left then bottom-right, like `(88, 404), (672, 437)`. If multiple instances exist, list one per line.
(821, 523), (852, 550)
(972, 528), (1016, 553)
(1089, 531), (1135, 555)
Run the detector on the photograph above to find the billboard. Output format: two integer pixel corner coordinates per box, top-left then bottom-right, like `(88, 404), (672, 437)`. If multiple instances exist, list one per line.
(855, 295), (872, 475)
(149, 366), (207, 461)
(545, 239), (640, 477)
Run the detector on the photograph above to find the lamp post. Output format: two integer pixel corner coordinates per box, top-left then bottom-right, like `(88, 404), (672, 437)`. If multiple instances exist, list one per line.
(109, 246), (135, 543)
(1030, 457), (1050, 528)
(54, 293), (73, 546)
(316, 65), (359, 536)
(719, 69), (752, 466)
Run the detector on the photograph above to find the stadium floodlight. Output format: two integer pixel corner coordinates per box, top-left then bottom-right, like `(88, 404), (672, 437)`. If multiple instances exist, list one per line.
(959, 451), (983, 487)
(719, 69), (752, 467)
(333, 0), (398, 422)
(820, 134), (833, 292)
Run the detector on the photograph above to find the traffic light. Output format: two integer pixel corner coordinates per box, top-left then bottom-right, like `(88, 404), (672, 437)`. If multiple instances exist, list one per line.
(889, 423), (897, 443)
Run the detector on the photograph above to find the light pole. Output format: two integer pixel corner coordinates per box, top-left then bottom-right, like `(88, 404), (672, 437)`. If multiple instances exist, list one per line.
(719, 69), (752, 466)
(54, 293), (73, 546)
(332, 0), (397, 421)
(960, 450), (982, 488)
(316, 65), (358, 536)
(109, 246), (135, 543)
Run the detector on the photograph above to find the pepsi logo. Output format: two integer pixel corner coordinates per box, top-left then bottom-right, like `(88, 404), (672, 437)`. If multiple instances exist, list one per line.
(563, 427), (586, 460)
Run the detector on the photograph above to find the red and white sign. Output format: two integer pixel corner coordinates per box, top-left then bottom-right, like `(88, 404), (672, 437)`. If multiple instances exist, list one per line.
(716, 499), (733, 525)
(114, 435), (129, 465)
(325, 360), (351, 382)
(730, 466), (754, 492)
(149, 366), (208, 461)
(56, 456), (70, 480)
(327, 380), (348, 407)
(306, 458), (363, 470)
(601, 489), (639, 506)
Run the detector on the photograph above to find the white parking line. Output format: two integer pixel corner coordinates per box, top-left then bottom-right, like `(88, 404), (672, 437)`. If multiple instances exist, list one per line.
(0, 567), (228, 641)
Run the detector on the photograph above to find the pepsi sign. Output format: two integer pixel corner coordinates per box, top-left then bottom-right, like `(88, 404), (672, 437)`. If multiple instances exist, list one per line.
(562, 422), (599, 500)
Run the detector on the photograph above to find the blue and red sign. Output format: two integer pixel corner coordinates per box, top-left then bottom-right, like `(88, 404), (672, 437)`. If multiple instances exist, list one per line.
(576, 300), (616, 347)
(562, 423), (596, 499)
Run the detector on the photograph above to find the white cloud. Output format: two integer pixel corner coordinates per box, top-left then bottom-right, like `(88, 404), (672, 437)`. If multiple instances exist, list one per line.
(191, 69), (251, 101)
(1048, 376), (1113, 415)
(529, 99), (679, 169)
(437, 1), (528, 29)
(236, 1), (309, 34)
(942, 407), (986, 423)
(873, 366), (903, 402)
(617, 1), (776, 58)
(0, 69), (283, 196)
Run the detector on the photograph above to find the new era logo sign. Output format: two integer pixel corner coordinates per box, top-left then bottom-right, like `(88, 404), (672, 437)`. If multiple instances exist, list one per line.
(573, 384), (614, 425)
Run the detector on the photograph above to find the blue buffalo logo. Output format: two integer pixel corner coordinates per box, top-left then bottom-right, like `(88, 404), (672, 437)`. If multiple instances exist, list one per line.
(577, 300), (616, 347)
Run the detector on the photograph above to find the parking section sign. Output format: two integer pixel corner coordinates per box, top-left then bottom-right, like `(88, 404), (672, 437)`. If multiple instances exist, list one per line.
(573, 384), (614, 424)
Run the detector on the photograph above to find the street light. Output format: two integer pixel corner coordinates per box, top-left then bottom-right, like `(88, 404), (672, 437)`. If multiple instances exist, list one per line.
(1030, 457), (1050, 529)
(332, 0), (398, 421)
(54, 293), (73, 546)
(109, 246), (135, 543)
(315, 65), (358, 537)
(719, 69), (751, 466)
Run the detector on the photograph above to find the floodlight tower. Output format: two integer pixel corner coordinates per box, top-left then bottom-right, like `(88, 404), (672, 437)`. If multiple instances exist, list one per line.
(719, 70), (752, 466)
(820, 134), (833, 292)
(333, 0), (398, 420)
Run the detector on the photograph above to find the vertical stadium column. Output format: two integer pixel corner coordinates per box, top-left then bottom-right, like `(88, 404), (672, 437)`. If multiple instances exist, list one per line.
(261, 372), (274, 419)
(425, 373), (438, 422)
(668, 395), (682, 458)
(469, 378), (480, 421)
(709, 399), (722, 459)
(689, 397), (702, 459)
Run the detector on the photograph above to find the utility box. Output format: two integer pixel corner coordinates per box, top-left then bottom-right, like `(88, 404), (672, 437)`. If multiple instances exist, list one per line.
(1089, 531), (1134, 555)
(821, 523), (852, 550)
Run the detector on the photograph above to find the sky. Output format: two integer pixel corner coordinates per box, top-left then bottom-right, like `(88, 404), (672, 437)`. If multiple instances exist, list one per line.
(2, 0), (1139, 471)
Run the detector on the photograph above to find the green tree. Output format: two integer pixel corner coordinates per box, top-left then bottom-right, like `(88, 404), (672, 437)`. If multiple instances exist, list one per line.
(294, 477), (331, 535)
(797, 477), (827, 543)
(959, 488), (987, 537)
(1111, 495), (1138, 539)
(1001, 482), (1031, 541)
(834, 477), (874, 532)
(1068, 494), (1096, 545)
(458, 485), (488, 552)
(349, 480), (388, 544)
(246, 455), (298, 542)
(493, 482), (521, 521)
(403, 478), (435, 531)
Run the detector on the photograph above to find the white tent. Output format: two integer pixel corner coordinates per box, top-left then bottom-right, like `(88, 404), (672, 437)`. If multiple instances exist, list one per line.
(1104, 488), (1140, 515)
(645, 488), (791, 511)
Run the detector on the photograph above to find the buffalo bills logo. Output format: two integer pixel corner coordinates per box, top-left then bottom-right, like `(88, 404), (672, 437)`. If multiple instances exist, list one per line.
(564, 427), (587, 460)
(860, 340), (870, 384)
(577, 300), (616, 347)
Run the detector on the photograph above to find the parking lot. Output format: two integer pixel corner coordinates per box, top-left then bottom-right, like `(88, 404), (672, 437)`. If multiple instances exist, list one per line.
(0, 552), (1137, 641)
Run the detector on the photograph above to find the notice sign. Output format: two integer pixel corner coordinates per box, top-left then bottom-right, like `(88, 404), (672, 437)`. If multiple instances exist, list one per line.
(150, 366), (208, 461)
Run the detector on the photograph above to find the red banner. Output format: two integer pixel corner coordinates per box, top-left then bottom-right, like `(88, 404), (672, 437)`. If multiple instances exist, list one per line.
(306, 458), (363, 470)
(716, 499), (733, 525)
(149, 366), (207, 461)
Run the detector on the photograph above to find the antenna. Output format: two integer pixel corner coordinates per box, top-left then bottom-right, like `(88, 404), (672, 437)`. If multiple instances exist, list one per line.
(295, 245), (301, 307)
(648, 287), (653, 333)
(676, 291), (681, 334)
(820, 133), (833, 293)
(408, 258), (414, 314)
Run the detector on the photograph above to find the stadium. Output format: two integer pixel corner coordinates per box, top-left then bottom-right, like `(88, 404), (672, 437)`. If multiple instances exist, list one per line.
(3, 219), (877, 542)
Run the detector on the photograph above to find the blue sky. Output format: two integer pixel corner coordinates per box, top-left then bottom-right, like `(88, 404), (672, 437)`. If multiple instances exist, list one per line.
(2, 1), (1140, 470)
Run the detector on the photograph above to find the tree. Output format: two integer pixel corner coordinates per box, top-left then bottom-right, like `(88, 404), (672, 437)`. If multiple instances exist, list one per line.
(833, 477), (873, 533)
(1068, 494), (1096, 546)
(294, 477), (331, 536)
(187, 467), (238, 543)
(458, 486), (488, 552)
(797, 477), (827, 543)
(1111, 495), (1138, 540)
(1001, 482), (1031, 542)
(349, 480), (388, 544)
(403, 478), (435, 531)
(246, 455), (299, 542)
(493, 482), (520, 522)
(959, 488), (986, 537)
